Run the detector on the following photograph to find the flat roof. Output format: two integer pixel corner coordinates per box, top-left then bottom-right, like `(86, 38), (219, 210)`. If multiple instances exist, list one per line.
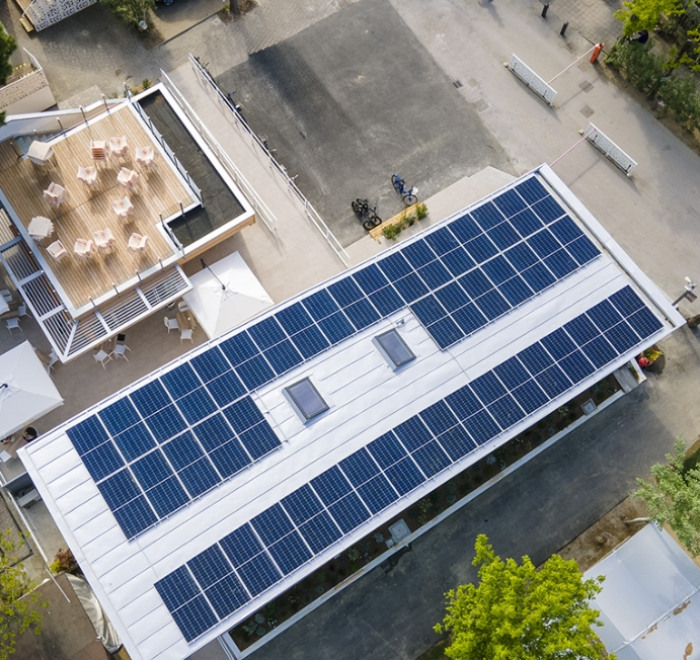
(20, 166), (684, 660)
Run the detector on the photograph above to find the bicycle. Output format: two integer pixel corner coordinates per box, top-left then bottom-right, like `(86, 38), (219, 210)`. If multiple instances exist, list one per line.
(351, 198), (382, 231)
(391, 174), (419, 206)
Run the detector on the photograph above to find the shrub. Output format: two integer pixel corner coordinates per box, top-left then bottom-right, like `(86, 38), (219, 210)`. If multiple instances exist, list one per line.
(658, 72), (700, 129)
(606, 40), (669, 94)
(49, 547), (80, 575)
(382, 223), (403, 241)
(416, 203), (428, 220)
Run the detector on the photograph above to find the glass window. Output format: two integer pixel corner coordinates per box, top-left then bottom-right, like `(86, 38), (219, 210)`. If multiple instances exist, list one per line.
(284, 379), (328, 421)
(374, 329), (415, 369)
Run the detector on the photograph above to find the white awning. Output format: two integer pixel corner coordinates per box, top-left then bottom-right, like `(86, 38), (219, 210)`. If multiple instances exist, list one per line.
(0, 341), (63, 438)
(183, 252), (273, 339)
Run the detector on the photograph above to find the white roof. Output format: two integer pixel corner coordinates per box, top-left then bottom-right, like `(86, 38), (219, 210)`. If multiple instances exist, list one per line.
(182, 251), (274, 340)
(0, 341), (63, 438)
(20, 166), (685, 660)
(586, 525), (700, 660)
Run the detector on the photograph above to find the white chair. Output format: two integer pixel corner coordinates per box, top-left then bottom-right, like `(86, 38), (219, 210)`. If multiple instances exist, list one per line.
(93, 349), (112, 368)
(47, 240), (68, 261)
(128, 233), (148, 254)
(177, 301), (190, 312)
(0, 289), (12, 303)
(180, 328), (194, 343)
(77, 165), (97, 188)
(117, 167), (139, 190)
(111, 343), (130, 361)
(74, 238), (94, 259)
(17, 304), (29, 318)
(46, 349), (59, 375)
(6, 318), (21, 333)
(43, 182), (66, 208)
(164, 316), (179, 333)
(135, 145), (156, 170)
(112, 196), (134, 221)
(109, 136), (128, 159)
(93, 228), (115, 252)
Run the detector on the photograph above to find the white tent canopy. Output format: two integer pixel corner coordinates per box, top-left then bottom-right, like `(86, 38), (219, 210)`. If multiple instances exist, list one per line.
(586, 524), (700, 660)
(183, 252), (274, 340)
(0, 341), (63, 439)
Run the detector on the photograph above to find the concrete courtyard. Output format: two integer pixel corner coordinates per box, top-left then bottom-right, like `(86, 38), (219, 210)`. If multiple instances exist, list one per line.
(1, 0), (700, 658)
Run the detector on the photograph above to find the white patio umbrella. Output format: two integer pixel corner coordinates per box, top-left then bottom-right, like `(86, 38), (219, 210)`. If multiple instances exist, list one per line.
(0, 341), (63, 439)
(183, 252), (274, 340)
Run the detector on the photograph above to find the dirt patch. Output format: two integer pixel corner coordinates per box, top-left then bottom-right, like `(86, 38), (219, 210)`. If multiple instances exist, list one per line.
(558, 496), (649, 572)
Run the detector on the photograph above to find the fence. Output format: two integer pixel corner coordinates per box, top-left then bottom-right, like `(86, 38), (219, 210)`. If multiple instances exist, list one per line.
(186, 55), (350, 266)
(158, 71), (277, 236)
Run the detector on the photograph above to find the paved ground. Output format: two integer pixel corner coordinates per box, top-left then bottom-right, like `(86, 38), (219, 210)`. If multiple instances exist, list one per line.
(216, 0), (512, 246)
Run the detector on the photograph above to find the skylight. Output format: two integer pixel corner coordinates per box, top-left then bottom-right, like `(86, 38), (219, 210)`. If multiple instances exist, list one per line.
(374, 329), (415, 369)
(284, 378), (329, 421)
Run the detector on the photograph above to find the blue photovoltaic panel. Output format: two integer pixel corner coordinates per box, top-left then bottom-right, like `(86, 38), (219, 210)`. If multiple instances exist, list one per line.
(66, 174), (666, 642)
(237, 553), (281, 595)
(169, 595), (218, 642)
(269, 532), (312, 574)
(299, 512), (342, 553)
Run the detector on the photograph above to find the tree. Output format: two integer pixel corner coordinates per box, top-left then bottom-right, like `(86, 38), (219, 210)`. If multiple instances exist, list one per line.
(0, 26), (16, 86)
(434, 534), (612, 660)
(614, 0), (684, 37)
(634, 438), (700, 555)
(101, 0), (156, 30)
(0, 530), (43, 660)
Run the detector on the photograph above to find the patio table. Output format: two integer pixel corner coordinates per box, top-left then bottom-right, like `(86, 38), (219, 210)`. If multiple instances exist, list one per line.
(28, 216), (54, 241)
(27, 141), (54, 166)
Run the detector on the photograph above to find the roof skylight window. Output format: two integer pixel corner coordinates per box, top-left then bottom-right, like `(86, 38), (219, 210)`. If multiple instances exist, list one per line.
(284, 378), (329, 421)
(374, 329), (415, 369)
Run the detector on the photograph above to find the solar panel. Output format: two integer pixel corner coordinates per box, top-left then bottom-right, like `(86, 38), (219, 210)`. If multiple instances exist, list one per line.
(357, 474), (398, 513)
(237, 553), (281, 595)
(63, 173), (669, 644)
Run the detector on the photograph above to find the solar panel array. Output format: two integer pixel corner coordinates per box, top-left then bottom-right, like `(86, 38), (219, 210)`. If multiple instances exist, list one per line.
(155, 285), (663, 642)
(67, 175), (602, 539)
(66, 362), (281, 538)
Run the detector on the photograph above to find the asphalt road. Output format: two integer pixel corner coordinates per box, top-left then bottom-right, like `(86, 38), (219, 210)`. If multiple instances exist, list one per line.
(215, 0), (512, 246)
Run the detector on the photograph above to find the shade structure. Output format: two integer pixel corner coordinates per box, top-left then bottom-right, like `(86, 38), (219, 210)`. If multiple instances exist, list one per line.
(183, 252), (273, 339)
(0, 341), (63, 439)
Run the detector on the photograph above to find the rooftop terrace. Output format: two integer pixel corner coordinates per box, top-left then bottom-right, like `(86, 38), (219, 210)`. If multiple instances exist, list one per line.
(0, 103), (195, 316)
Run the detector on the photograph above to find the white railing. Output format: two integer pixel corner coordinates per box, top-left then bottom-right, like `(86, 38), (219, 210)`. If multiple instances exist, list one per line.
(186, 55), (350, 266)
(128, 94), (203, 203)
(159, 69), (278, 235)
(584, 122), (638, 176)
(508, 54), (557, 106)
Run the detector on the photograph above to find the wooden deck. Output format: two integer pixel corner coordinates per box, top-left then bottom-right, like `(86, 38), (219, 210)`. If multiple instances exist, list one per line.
(0, 103), (197, 314)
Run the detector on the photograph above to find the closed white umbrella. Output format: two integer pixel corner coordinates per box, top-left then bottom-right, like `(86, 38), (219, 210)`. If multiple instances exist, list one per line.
(183, 252), (274, 339)
(0, 341), (63, 438)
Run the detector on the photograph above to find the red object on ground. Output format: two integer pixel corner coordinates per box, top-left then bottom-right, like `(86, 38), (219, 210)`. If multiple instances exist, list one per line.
(590, 43), (604, 63)
(638, 356), (651, 368)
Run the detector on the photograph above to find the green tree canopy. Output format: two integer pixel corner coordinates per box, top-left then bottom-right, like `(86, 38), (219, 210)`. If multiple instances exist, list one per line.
(0, 25), (17, 86)
(434, 534), (612, 660)
(0, 531), (43, 660)
(634, 439), (700, 555)
(614, 0), (684, 37)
